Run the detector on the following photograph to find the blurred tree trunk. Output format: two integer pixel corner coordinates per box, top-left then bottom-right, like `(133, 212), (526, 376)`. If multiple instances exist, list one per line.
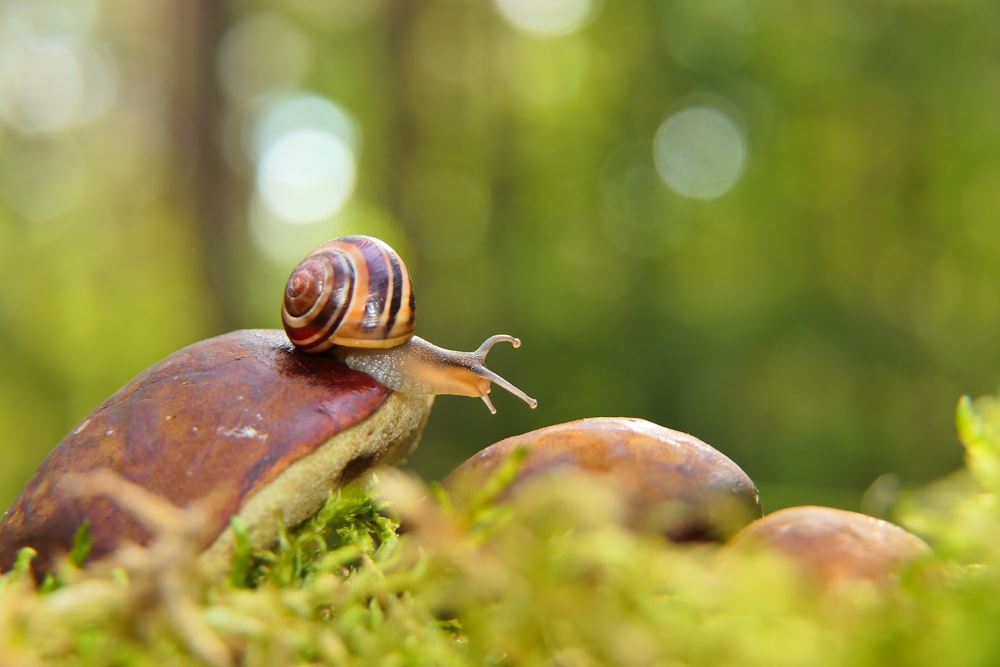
(171, 0), (238, 333)
(385, 0), (421, 238)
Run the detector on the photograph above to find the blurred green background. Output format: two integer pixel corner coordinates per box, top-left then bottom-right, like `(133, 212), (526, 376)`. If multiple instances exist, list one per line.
(1, 0), (998, 513)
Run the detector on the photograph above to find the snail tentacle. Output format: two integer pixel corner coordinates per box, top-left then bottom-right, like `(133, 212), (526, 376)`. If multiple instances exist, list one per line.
(337, 336), (537, 414)
(467, 335), (538, 413)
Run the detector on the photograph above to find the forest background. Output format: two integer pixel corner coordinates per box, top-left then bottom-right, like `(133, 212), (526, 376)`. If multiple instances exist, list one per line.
(1, 0), (998, 513)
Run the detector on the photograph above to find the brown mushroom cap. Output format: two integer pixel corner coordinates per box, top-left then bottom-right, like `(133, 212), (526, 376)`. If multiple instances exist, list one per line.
(444, 417), (762, 541)
(725, 505), (933, 588)
(0, 329), (434, 575)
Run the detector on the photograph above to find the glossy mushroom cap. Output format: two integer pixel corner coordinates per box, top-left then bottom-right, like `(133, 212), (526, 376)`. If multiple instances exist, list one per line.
(444, 417), (762, 541)
(0, 329), (434, 576)
(725, 505), (933, 589)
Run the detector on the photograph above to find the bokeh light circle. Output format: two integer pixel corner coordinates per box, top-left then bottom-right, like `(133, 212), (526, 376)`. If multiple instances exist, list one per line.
(217, 12), (311, 103)
(493, 0), (598, 36)
(250, 93), (360, 224)
(653, 106), (746, 200)
(0, 38), (115, 133)
(256, 129), (356, 224)
(251, 93), (359, 159)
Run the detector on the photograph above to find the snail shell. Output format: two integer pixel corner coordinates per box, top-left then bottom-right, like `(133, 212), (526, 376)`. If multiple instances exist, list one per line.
(279, 235), (537, 413)
(282, 235), (415, 352)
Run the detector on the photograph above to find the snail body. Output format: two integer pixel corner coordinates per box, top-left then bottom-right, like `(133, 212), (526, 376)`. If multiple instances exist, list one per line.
(281, 235), (537, 413)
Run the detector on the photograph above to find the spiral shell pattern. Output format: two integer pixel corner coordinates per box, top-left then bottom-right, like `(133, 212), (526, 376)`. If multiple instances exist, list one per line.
(282, 235), (416, 352)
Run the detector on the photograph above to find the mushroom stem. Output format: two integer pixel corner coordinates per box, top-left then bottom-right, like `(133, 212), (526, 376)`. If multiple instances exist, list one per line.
(338, 335), (538, 414)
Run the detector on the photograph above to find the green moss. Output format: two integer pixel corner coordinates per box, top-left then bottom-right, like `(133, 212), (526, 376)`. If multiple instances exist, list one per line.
(4, 394), (1000, 665)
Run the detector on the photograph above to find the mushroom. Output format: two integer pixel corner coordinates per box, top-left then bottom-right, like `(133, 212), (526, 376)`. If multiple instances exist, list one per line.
(724, 505), (933, 589)
(0, 330), (434, 576)
(444, 417), (762, 541)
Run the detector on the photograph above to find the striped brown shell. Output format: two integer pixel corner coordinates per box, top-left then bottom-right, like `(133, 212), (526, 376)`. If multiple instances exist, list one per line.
(281, 235), (416, 352)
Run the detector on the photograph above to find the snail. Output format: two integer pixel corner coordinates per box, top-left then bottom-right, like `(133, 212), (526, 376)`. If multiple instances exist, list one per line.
(281, 235), (537, 414)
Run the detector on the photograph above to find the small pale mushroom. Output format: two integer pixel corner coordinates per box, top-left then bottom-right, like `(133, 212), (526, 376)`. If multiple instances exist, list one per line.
(444, 417), (763, 541)
(0, 329), (434, 576)
(724, 505), (933, 589)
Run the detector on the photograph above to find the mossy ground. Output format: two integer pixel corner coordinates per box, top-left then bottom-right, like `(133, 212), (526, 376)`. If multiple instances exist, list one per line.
(4, 393), (1000, 666)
